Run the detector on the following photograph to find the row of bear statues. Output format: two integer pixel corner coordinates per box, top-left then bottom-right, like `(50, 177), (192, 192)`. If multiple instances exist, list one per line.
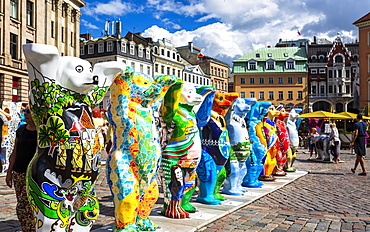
(22, 43), (302, 232)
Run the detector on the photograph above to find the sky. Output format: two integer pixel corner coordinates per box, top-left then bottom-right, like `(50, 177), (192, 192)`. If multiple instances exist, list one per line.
(80, 0), (370, 66)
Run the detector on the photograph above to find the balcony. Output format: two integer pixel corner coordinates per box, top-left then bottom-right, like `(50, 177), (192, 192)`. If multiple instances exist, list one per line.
(309, 93), (353, 98)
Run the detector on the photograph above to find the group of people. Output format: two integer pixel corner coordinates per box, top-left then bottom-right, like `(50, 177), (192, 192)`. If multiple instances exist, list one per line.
(306, 114), (367, 175)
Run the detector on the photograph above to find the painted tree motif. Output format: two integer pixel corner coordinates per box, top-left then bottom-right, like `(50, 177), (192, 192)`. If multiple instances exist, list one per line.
(38, 116), (70, 157)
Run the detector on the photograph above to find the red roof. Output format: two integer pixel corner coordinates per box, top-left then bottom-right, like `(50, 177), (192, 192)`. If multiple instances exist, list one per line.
(353, 12), (370, 24)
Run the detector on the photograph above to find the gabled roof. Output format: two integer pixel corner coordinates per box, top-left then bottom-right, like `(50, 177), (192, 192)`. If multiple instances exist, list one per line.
(353, 12), (370, 24)
(233, 47), (307, 63)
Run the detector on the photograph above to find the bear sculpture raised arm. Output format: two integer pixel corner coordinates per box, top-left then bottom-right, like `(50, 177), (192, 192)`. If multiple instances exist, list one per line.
(23, 43), (125, 232)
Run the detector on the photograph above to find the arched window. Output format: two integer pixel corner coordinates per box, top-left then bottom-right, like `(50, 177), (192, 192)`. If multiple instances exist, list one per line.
(334, 55), (343, 63)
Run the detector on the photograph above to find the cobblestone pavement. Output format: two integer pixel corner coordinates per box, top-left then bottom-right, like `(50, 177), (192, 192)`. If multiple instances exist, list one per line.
(1, 148), (369, 232)
(196, 149), (370, 232)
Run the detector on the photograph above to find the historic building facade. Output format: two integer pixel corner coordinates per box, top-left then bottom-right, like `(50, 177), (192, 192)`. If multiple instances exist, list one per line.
(307, 35), (359, 112)
(353, 12), (370, 112)
(0, 0), (84, 103)
(177, 42), (229, 92)
(152, 38), (184, 78)
(80, 32), (154, 108)
(232, 47), (308, 111)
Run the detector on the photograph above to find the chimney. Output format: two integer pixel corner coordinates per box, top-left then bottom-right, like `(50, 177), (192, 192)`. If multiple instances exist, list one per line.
(116, 21), (121, 38)
(267, 45), (271, 48)
(189, 42), (193, 53)
(313, 36), (317, 44)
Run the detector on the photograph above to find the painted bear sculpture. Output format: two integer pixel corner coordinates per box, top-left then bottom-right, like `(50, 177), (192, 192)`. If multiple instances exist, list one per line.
(107, 68), (178, 231)
(258, 106), (279, 181)
(285, 108), (302, 172)
(223, 98), (256, 195)
(210, 92), (239, 199)
(23, 43), (125, 232)
(242, 101), (272, 188)
(273, 108), (290, 176)
(161, 82), (203, 217)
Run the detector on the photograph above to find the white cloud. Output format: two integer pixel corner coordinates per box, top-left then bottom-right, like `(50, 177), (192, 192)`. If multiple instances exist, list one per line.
(81, 19), (99, 30)
(83, 0), (141, 17)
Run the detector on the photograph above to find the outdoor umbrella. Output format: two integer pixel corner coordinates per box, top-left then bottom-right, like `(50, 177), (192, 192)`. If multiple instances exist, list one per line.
(337, 112), (370, 120)
(298, 111), (350, 119)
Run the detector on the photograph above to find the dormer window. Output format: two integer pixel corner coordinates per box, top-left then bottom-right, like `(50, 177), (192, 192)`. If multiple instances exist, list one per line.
(138, 46), (143, 57)
(146, 49), (150, 59)
(266, 59), (275, 70)
(107, 41), (113, 52)
(268, 53), (272, 57)
(334, 55), (343, 63)
(248, 60), (257, 70)
(284, 53), (288, 57)
(286, 59), (295, 69)
(98, 42), (104, 53)
(121, 41), (126, 53)
(256, 53), (260, 58)
(311, 55), (317, 63)
(130, 42), (135, 55)
(318, 55), (325, 62)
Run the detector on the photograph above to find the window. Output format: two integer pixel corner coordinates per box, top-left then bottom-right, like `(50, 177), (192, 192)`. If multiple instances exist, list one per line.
(278, 77), (283, 84)
(155, 64), (158, 73)
(250, 91), (255, 98)
(167, 67), (170, 75)
(167, 51), (170, 58)
(10, 0), (18, 19)
(161, 65), (164, 74)
(12, 77), (20, 102)
(288, 91), (293, 99)
(259, 78), (264, 84)
(311, 69), (317, 74)
(147, 67), (151, 75)
(346, 70), (350, 78)
(10, 33), (18, 59)
(131, 62), (135, 71)
(286, 59), (295, 69)
(172, 68), (175, 76)
(138, 46), (143, 57)
(312, 85), (317, 94)
(297, 77), (302, 84)
(320, 85), (325, 93)
(88, 44), (94, 54)
(178, 70), (180, 77)
(298, 91), (302, 99)
(146, 49), (150, 59)
(319, 55), (325, 62)
(26, 1), (33, 26)
(107, 41), (113, 52)
(241, 92), (245, 98)
(70, 32), (74, 47)
(288, 77), (293, 84)
(266, 60), (275, 70)
(259, 91), (264, 99)
(240, 78), (245, 84)
(61, 26), (64, 42)
(278, 91), (283, 99)
(130, 43), (135, 55)
(268, 77), (274, 84)
(51, 21), (54, 38)
(268, 53), (272, 57)
(80, 45), (84, 55)
(319, 69), (326, 74)
(269, 91), (274, 100)
(346, 85), (350, 94)
(218, 68), (221, 77)
(121, 42), (126, 53)
(328, 85), (333, 93)
(140, 64), (143, 73)
(161, 49), (164, 56)
(334, 55), (343, 63)
(311, 55), (317, 63)
(250, 78), (255, 84)
(284, 53), (288, 57)
(98, 42), (104, 53)
(256, 53), (260, 58)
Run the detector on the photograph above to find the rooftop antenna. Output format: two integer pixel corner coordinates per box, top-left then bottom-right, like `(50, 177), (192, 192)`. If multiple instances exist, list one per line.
(111, 21), (115, 36)
(104, 21), (110, 36)
(116, 19), (121, 38)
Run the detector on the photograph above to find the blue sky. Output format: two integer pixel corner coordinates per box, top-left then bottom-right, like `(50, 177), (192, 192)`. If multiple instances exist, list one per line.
(80, 0), (370, 66)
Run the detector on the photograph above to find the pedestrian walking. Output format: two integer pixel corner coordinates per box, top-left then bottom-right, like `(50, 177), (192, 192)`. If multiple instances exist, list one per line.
(308, 128), (319, 159)
(5, 107), (37, 231)
(329, 123), (341, 163)
(350, 114), (367, 176)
